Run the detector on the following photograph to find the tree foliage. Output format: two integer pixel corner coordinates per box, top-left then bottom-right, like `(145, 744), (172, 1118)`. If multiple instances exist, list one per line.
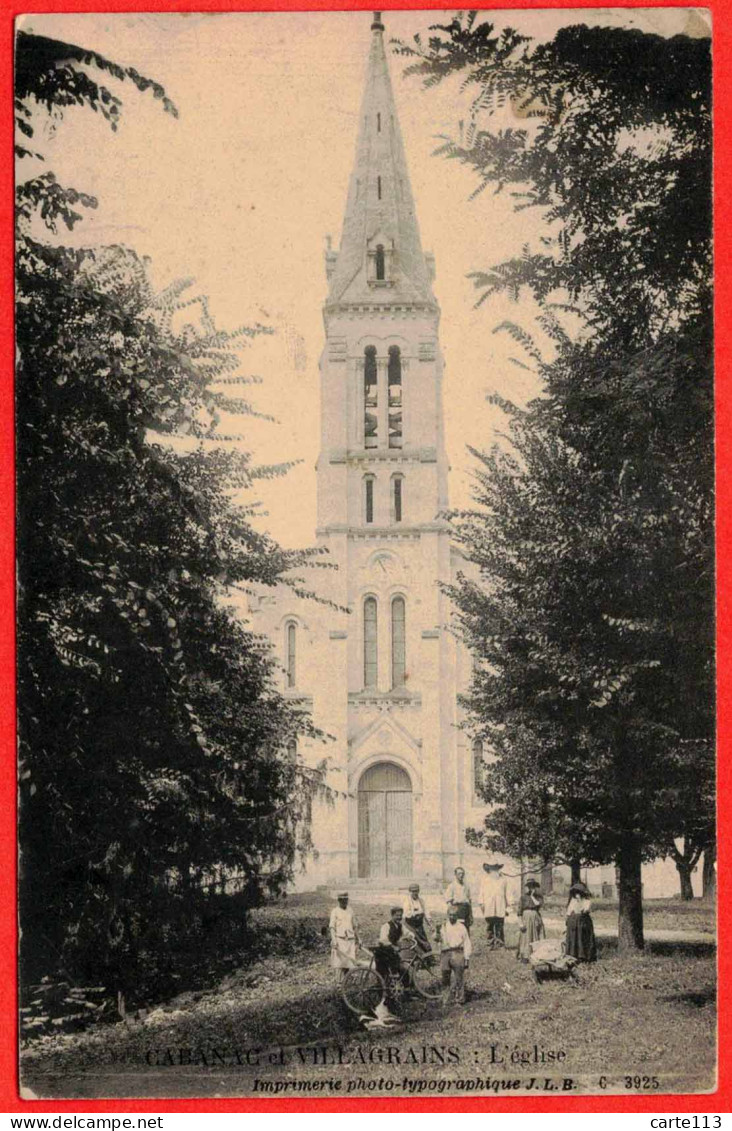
(16, 31), (324, 1001)
(396, 16), (711, 332)
(399, 15), (713, 941)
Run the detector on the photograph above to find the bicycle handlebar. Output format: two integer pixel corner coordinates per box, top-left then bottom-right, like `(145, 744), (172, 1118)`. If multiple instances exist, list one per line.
(357, 940), (418, 954)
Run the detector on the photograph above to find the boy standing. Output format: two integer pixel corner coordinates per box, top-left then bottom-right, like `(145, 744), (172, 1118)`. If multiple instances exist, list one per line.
(440, 906), (472, 1005)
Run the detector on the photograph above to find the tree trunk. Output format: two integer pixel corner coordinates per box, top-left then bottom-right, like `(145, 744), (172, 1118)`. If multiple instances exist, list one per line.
(702, 846), (716, 901)
(676, 859), (694, 901)
(570, 858), (582, 885)
(617, 840), (644, 951)
(668, 837), (703, 901)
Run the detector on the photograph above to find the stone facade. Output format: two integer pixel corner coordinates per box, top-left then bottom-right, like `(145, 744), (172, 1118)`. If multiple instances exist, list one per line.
(248, 12), (496, 892)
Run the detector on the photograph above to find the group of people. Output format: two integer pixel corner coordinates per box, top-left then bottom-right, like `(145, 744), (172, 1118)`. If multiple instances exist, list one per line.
(328, 862), (597, 1010)
(444, 859), (513, 948)
(442, 861), (597, 966)
(515, 877), (596, 963)
(328, 884), (472, 1007)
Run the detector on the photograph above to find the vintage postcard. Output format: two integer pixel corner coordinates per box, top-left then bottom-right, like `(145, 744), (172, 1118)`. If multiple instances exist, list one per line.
(15, 7), (716, 1101)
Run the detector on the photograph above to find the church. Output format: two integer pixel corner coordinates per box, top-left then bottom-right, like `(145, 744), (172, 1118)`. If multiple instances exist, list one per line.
(249, 10), (488, 891)
(248, 12), (693, 900)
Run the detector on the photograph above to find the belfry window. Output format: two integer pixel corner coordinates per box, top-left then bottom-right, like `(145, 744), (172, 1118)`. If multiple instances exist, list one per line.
(364, 346), (378, 448)
(377, 112), (381, 133)
(472, 739), (484, 798)
(391, 597), (406, 689)
(391, 474), (403, 523)
(286, 623), (297, 688)
(377, 175), (382, 200)
(287, 738), (297, 761)
(388, 346), (402, 449)
(364, 598), (378, 689)
(364, 475), (375, 524)
(375, 244), (385, 281)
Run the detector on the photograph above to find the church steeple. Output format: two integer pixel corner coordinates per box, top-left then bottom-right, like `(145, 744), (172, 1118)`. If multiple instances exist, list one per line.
(326, 12), (436, 310)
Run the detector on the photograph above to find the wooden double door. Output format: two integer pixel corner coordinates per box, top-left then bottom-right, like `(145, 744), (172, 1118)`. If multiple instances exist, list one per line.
(357, 762), (413, 879)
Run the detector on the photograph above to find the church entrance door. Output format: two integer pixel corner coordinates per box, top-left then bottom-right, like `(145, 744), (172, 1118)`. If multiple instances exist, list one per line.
(357, 762), (413, 879)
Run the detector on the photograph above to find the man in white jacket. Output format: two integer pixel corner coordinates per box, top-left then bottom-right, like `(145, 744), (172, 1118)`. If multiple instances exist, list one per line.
(477, 858), (511, 949)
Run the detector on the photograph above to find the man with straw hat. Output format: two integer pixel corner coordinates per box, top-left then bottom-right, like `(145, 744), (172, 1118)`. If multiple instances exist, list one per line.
(478, 856), (511, 948)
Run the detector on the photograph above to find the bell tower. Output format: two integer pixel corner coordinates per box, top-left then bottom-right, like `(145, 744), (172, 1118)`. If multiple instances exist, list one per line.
(311, 12), (462, 885)
(317, 10), (448, 537)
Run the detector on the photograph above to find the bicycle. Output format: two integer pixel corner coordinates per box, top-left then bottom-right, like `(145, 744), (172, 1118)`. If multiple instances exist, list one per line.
(341, 939), (442, 1016)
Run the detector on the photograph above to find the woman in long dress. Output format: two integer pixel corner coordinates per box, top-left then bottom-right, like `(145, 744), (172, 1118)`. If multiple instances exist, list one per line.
(516, 878), (546, 962)
(565, 881), (597, 962)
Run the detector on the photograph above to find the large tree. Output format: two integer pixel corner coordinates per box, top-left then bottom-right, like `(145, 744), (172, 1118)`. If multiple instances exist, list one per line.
(399, 16), (713, 946)
(16, 31), (324, 999)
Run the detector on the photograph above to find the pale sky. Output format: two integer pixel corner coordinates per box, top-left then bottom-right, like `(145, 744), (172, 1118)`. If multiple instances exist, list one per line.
(18, 8), (709, 547)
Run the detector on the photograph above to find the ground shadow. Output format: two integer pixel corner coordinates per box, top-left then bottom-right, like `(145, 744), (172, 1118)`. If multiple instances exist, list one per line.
(646, 940), (716, 959)
(659, 985), (716, 1009)
(596, 938), (715, 959)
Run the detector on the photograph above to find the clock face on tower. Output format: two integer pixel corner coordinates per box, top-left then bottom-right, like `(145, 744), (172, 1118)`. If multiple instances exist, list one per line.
(372, 552), (397, 577)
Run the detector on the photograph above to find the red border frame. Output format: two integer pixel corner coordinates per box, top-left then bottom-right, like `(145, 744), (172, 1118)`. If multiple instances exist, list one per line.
(2, 0), (729, 1113)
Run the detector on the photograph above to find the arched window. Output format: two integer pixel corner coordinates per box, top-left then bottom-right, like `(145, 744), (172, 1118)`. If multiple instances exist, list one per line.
(286, 622), (296, 688)
(287, 738), (297, 761)
(391, 474), (403, 524)
(375, 244), (385, 280)
(377, 112), (381, 133)
(364, 475), (375, 524)
(472, 738), (484, 798)
(377, 175), (382, 200)
(388, 346), (402, 449)
(364, 346), (378, 449)
(364, 597), (378, 688)
(391, 596), (406, 689)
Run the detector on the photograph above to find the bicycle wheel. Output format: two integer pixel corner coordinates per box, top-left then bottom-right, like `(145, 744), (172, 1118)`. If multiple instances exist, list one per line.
(342, 967), (385, 1015)
(410, 955), (443, 1000)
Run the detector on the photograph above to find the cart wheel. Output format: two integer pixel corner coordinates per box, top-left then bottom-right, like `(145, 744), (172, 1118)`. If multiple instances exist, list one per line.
(411, 956), (443, 1000)
(342, 967), (384, 1016)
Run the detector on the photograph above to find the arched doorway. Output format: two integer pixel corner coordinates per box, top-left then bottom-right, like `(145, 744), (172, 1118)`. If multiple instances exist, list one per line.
(357, 762), (413, 879)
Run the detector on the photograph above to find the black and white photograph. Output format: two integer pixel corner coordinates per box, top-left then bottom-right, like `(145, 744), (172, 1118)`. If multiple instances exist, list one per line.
(15, 7), (715, 1099)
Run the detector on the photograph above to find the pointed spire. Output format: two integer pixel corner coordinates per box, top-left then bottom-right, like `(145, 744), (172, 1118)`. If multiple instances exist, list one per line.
(327, 12), (435, 308)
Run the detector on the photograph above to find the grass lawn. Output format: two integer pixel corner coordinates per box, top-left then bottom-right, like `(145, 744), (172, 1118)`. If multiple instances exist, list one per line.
(22, 893), (716, 1099)
(541, 893), (716, 935)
